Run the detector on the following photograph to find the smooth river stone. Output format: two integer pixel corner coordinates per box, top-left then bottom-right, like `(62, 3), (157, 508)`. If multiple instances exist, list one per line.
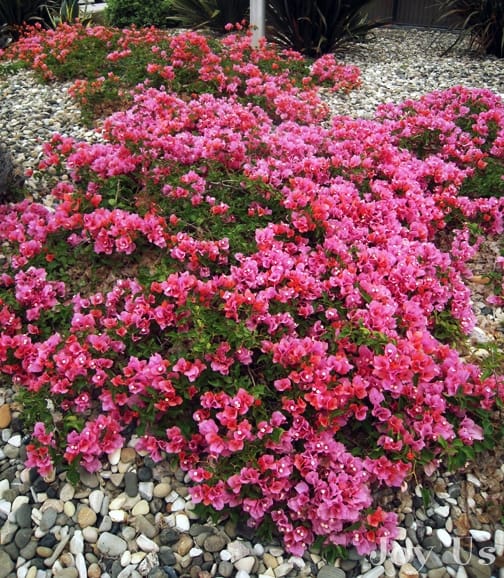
(77, 506), (97, 528)
(96, 532), (128, 557)
(0, 404), (12, 428)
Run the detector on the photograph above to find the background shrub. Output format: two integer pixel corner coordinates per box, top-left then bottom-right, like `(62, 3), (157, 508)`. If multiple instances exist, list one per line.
(105, 0), (173, 28)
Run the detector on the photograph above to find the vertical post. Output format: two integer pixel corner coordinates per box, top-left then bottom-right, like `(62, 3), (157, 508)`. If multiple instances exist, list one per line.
(392, 0), (399, 22)
(250, 0), (266, 48)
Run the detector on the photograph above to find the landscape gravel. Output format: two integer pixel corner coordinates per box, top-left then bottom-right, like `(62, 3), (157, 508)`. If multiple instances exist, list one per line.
(0, 26), (503, 578)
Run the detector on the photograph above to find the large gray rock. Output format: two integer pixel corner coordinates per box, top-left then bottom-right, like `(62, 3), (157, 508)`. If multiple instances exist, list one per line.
(0, 144), (24, 203)
(96, 532), (128, 557)
(0, 550), (14, 578)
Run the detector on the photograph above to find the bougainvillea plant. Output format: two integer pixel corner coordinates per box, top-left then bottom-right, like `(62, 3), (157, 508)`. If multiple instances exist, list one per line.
(0, 24), (503, 557)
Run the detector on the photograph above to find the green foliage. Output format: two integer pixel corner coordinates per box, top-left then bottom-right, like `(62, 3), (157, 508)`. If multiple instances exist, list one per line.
(167, 0), (249, 33)
(436, 0), (504, 57)
(473, 339), (504, 379)
(431, 309), (465, 346)
(266, 0), (384, 57)
(317, 541), (348, 564)
(460, 157), (504, 198)
(15, 386), (53, 430)
(0, 58), (26, 74)
(105, 0), (173, 28)
(438, 403), (500, 470)
(45, 0), (93, 27)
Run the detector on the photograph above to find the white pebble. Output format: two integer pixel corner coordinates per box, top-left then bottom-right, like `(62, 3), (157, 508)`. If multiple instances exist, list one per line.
(130, 552), (146, 564)
(75, 552), (87, 578)
(109, 509), (127, 523)
(59, 483), (75, 502)
(19, 469), (31, 485)
(40, 499), (64, 513)
(466, 473), (481, 487)
(166, 490), (180, 503)
(384, 559), (396, 577)
(70, 530), (84, 555)
(171, 497), (186, 512)
(436, 528), (452, 548)
(64, 502), (76, 518)
(117, 565), (136, 578)
(390, 541), (408, 566)
(17, 565), (29, 578)
(235, 571), (250, 578)
(495, 529), (504, 556)
(434, 505), (450, 518)
(120, 550), (132, 567)
(89, 490), (105, 513)
(288, 556), (305, 569)
(109, 495), (127, 510)
(108, 447), (122, 466)
(82, 526), (98, 543)
(8, 434), (22, 447)
(469, 327), (490, 344)
(235, 556), (255, 573)
(274, 562), (294, 577)
(11, 496), (29, 512)
(138, 482), (154, 501)
(0, 479), (9, 497)
(175, 513), (190, 532)
(469, 529), (491, 542)
(362, 567), (386, 578)
(136, 533), (159, 553)
(0, 500), (11, 518)
(131, 500), (149, 516)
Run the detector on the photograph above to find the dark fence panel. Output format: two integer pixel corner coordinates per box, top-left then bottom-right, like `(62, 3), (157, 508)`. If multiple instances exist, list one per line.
(365, 0), (457, 28)
(365, 0), (394, 23)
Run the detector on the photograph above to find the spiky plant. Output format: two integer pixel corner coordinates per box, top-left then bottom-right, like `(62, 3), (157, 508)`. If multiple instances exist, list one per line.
(0, 0), (57, 40)
(436, 0), (504, 57)
(266, 0), (384, 57)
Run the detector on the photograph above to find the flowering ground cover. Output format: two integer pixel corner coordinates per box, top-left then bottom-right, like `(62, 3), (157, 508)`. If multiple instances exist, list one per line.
(0, 24), (503, 558)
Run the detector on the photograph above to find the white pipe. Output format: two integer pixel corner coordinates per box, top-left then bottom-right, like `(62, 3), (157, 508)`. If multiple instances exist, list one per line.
(250, 0), (265, 48)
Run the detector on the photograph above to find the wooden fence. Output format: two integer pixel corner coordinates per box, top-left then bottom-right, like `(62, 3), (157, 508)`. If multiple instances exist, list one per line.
(364, 0), (458, 28)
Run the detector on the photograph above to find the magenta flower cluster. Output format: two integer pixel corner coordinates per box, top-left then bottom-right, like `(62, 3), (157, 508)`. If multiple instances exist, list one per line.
(0, 26), (503, 557)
